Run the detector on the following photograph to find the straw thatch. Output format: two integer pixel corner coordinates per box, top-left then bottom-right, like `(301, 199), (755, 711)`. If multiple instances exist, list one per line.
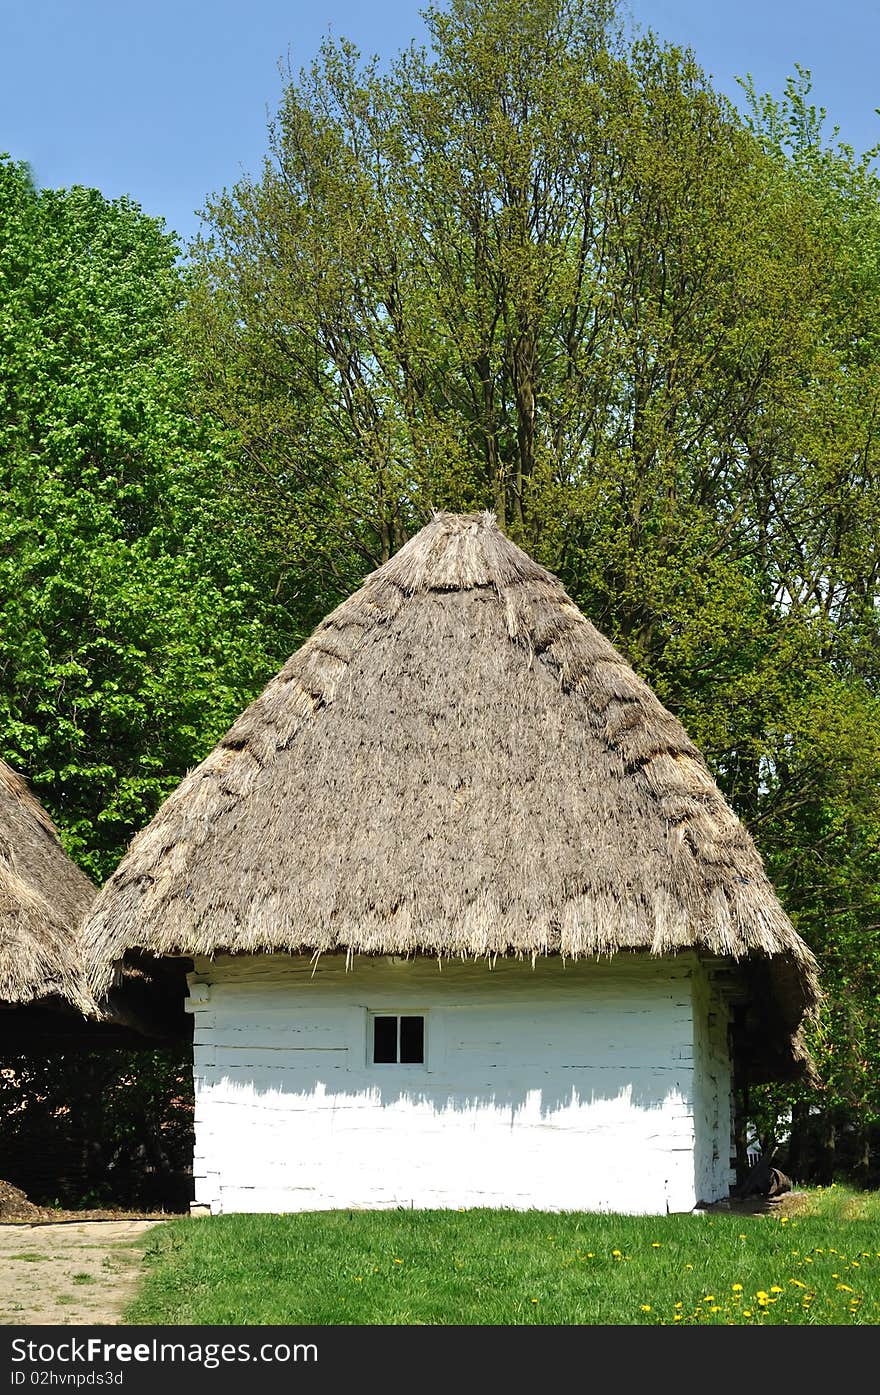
(0, 758), (95, 1013)
(82, 511), (820, 1071)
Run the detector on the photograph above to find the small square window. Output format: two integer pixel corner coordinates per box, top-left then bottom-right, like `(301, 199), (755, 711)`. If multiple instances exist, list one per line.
(370, 1013), (425, 1064)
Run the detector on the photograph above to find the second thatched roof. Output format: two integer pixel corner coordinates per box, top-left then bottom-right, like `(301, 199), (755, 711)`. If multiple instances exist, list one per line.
(0, 758), (95, 1013)
(82, 511), (819, 1070)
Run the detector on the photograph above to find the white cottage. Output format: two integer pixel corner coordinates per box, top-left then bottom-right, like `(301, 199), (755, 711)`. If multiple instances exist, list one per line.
(83, 512), (819, 1215)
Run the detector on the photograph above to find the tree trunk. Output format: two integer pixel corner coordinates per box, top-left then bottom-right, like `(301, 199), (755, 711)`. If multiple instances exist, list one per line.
(786, 1099), (808, 1184)
(817, 1113), (836, 1185)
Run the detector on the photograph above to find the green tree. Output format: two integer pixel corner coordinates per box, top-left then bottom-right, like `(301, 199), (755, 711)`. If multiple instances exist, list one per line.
(0, 157), (284, 879)
(184, 0), (835, 668)
(732, 72), (880, 1179)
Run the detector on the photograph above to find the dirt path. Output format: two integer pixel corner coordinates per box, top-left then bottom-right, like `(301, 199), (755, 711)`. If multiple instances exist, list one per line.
(0, 1220), (164, 1325)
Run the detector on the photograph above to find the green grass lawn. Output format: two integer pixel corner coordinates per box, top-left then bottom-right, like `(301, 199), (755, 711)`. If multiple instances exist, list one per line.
(126, 1185), (880, 1325)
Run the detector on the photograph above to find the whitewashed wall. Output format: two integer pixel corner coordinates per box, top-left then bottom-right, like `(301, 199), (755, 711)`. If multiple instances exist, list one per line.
(187, 952), (732, 1215)
(691, 966), (736, 1204)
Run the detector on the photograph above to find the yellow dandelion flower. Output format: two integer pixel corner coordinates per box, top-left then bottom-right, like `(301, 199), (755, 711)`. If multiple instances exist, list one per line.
(673, 1314), (682, 1322)
(837, 1284), (854, 1292)
(704, 1295), (715, 1302)
(709, 1306), (721, 1313)
(651, 1242), (661, 1248)
(780, 1217), (789, 1224)
(393, 1258), (404, 1264)
(743, 1309), (752, 1317)
(675, 1302), (683, 1309)
(852, 1261), (861, 1268)
(685, 1263), (693, 1270)
(531, 1298), (539, 1304)
(770, 1286), (783, 1293)
(641, 1304), (652, 1311)
(789, 1279), (806, 1288)
(731, 1284), (743, 1292)
(612, 1249), (622, 1257)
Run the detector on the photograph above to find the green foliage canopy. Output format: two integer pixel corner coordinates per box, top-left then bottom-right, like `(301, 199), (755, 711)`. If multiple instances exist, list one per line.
(0, 156), (282, 880)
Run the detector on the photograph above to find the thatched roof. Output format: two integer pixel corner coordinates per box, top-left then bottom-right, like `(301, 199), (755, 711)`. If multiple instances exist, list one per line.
(0, 758), (95, 1013)
(82, 512), (820, 1073)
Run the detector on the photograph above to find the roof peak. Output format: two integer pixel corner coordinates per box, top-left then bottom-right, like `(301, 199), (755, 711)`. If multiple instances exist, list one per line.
(378, 511), (553, 594)
(431, 510), (497, 530)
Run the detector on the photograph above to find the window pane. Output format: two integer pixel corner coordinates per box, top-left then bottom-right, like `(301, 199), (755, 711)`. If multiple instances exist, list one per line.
(400, 1016), (425, 1064)
(373, 1016), (398, 1063)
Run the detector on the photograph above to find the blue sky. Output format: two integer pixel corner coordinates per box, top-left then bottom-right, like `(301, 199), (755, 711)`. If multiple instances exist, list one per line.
(2, 2), (878, 248)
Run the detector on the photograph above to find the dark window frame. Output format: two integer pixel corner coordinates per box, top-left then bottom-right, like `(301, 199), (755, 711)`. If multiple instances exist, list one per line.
(368, 1012), (426, 1065)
